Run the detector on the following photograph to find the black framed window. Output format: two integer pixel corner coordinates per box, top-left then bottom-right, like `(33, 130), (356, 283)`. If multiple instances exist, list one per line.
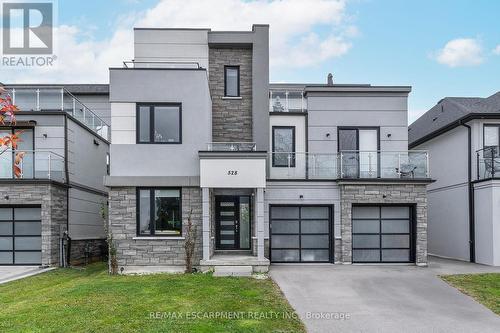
(224, 66), (240, 97)
(272, 126), (295, 167)
(137, 104), (182, 144)
(137, 188), (182, 236)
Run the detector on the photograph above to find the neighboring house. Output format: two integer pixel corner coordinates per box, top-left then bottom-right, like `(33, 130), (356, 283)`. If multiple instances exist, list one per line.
(105, 25), (432, 274)
(0, 84), (110, 266)
(409, 92), (500, 266)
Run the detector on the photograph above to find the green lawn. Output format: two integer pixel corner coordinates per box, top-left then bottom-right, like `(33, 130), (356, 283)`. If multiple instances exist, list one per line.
(441, 273), (500, 315)
(0, 263), (305, 333)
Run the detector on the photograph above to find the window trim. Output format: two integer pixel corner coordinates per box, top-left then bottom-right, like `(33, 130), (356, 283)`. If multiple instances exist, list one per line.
(272, 126), (296, 167)
(483, 124), (500, 150)
(136, 103), (182, 144)
(136, 187), (183, 237)
(224, 65), (240, 97)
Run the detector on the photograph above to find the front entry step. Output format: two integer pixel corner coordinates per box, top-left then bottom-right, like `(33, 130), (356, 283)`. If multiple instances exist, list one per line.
(213, 265), (253, 277)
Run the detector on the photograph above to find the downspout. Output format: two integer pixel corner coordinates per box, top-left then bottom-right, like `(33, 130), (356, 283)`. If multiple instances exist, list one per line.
(460, 122), (475, 263)
(64, 114), (71, 265)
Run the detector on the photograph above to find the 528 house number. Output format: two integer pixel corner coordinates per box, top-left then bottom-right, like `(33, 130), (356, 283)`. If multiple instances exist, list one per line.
(227, 170), (238, 175)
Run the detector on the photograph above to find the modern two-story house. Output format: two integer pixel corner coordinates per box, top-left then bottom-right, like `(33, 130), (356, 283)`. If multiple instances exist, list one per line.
(0, 84), (110, 266)
(409, 92), (500, 266)
(104, 25), (432, 275)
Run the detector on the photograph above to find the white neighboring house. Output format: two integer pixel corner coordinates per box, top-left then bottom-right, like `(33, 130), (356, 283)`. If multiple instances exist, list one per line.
(409, 92), (500, 266)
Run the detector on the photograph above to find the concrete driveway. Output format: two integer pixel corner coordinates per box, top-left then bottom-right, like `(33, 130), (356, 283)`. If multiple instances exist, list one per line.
(0, 266), (54, 285)
(270, 257), (500, 333)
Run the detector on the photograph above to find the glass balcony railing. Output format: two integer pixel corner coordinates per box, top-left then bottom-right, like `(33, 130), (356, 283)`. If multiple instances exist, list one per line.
(206, 142), (257, 151)
(269, 90), (306, 113)
(477, 146), (500, 180)
(0, 150), (65, 182)
(7, 87), (110, 141)
(268, 151), (429, 180)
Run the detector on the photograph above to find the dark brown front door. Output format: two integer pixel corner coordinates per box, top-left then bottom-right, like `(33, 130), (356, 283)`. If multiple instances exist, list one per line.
(215, 196), (251, 250)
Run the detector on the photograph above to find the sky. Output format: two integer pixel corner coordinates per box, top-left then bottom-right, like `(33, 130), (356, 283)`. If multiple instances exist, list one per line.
(1, 0), (499, 123)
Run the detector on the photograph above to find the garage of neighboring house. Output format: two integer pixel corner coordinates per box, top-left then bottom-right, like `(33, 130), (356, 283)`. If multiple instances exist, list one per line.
(0, 206), (42, 265)
(352, 205), (415, 263)
(269, 205), (333, 263)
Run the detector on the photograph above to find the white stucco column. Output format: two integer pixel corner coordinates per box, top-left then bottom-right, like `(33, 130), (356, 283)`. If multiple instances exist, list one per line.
(256, 187), (265, 260)
(202, 187), (210, 261)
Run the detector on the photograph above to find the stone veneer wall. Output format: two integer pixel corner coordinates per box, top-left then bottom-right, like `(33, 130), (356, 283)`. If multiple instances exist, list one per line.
(209, 47), (253, 142)
(338, 183), (428, 265)
(109, 187), (202, 270)
(0, 183), (68, 266)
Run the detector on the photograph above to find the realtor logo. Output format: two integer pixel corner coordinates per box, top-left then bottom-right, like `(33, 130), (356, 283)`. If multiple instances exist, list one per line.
(2, 1), (53, 54)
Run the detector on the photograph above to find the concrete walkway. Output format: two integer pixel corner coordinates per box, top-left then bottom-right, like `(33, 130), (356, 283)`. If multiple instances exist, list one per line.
(270, 257), (500, 333)
(0, 266), (55, 285)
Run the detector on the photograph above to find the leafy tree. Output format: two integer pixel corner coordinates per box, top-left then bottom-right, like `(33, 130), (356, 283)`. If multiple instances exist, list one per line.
(0, 86), (25, 178)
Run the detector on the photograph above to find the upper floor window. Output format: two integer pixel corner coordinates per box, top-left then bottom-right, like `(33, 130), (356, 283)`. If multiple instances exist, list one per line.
(137, 188), (182, 237)
(224, 66), (240, 97)
(272, 126), (295, 167)
(484, 125), (500, 148)
(137, 104), (182, 144)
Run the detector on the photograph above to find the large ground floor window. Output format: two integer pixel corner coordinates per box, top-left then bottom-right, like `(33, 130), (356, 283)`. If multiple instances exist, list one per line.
(137, 188), (182, 236)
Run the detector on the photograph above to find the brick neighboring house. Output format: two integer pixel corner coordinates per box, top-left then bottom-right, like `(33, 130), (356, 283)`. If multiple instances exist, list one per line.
(104, 25), (432, 274)
(0, 84), (110, 266)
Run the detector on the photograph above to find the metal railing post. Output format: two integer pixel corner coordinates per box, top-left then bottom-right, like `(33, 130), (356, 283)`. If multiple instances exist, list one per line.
(36, 89), (40, 111)
(340, 152), (344, 178)
(11, 88), (15, 104)
(398, 153), (402, 178)
(492, 147), (495, 178)
(72, 98), (76, 116)
(48, 153), (52, 179)
(285, 91), (289, 112)
(476, 151), (480, 180)
(60, 88), (64, 111)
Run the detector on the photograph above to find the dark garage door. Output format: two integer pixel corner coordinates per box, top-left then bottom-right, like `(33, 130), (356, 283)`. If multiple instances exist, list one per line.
(352, 206), (414, 263)
(270, 205), (332, 263)
(0, 207), (42, 265)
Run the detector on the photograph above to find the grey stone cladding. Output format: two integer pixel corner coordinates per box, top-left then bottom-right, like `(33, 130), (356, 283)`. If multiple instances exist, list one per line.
(209, 47), (253, 142)
(338, 183), (428, 265)
(108, 187), (202, 268)
(0, 183), (68, 266)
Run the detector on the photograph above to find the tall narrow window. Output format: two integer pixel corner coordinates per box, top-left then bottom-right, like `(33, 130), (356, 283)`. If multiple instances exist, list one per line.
(272, 126), (295, 167)
(224, 66), (240, 97)
(137, 188), (182, 236)
(137, 104), (182, 144)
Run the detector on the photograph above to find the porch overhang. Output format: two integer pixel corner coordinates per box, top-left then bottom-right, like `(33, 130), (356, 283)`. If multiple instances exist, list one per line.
(199, 151), (267, 188)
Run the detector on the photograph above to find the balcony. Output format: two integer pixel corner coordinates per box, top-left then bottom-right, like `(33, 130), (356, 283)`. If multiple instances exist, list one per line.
(0, 150), (65, 182)
(268, 151), (429, 180)
(269, 90), (306, 113)
(6, 87), (110, 141)
(477, 147), (500, 180)
(206, 142), (257, 151)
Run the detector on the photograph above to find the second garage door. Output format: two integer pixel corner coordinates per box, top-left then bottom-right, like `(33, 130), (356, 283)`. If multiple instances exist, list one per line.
(0, 207), (42, 265)
(270, 205), (332, 263)
(352, 205), (415, 263)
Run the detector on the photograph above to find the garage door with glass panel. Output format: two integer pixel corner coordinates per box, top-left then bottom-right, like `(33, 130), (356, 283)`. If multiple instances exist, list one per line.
(352, 206), (414, 263)
(270, 206), (331, 263)
(0, 207), (42, 265)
